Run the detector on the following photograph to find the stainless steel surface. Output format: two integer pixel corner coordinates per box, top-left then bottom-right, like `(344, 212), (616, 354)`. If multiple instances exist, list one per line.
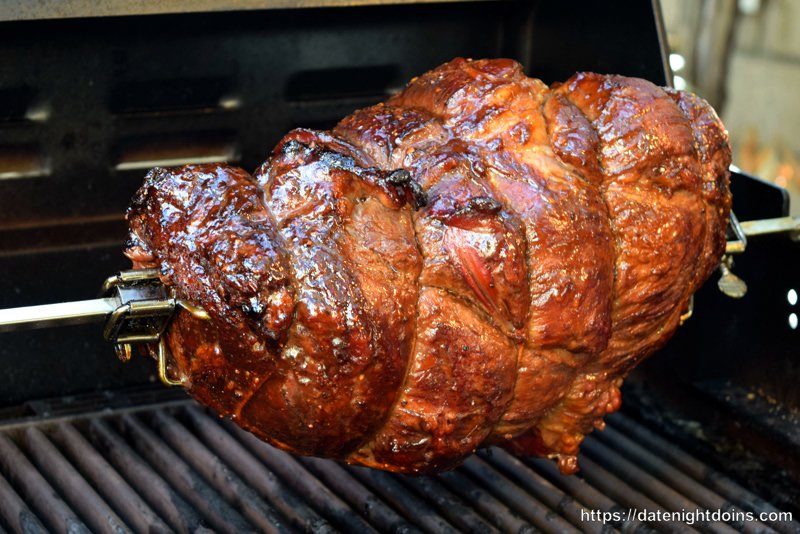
(725, 215), (798, 255)
(0, 394), (796, 533)
(0, 298), (118, 333)
(0, 0), (483, 22)
(739, 216), (800, 239)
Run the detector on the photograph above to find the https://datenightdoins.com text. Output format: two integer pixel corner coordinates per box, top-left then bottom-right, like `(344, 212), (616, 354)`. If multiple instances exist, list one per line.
(581, 508), (793, 527)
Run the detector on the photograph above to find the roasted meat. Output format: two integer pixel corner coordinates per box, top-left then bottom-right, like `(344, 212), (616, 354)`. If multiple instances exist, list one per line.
(125, 58), (731, 474)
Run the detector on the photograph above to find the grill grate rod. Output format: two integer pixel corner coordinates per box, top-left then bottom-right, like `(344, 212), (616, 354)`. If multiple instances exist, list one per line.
(210, 413), (373, 533)
(148, 410), (291, 534)
(21, 426), (130, 534)
(48, 422), (170, 533)
(0, 398), (797, 534)
(86, 417), (206, 532)
(348, 464), (462, 534)
(117, 412), (253, 533)
(0, 470), (46, 533)
(299, 456), (420, 533)
(479, 448), (611, 534)
(594, 422), (776, 534)
(581, 436), (741, 534)
(521, 455), (660, 534)
(437, 468), (536, 534)
(399, 473), (500, 534)
(568, 451), (700, 534)
(0, 433), (89, 534)
(461, 455), (583, 534)
(607, 412), (794, 534)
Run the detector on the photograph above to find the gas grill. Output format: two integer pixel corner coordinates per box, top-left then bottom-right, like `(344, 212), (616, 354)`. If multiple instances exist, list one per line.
(0, 1), (798, 532)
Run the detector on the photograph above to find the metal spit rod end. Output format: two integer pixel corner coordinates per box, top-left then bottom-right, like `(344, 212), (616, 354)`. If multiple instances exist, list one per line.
(718, 257), (748, 299)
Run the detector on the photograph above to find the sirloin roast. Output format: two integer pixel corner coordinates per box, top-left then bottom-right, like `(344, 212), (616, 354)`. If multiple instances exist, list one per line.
(125, 58), (732, 474)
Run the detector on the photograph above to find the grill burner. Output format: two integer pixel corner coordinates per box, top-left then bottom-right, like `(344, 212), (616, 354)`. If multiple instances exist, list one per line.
(0, 390), (795, 533)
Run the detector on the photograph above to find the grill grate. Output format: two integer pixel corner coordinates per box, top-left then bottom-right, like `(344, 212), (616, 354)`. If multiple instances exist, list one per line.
(0, 398), (797, 534)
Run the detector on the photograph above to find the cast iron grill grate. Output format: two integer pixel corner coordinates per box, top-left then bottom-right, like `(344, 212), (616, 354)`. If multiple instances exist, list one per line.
(0, 396), (796, 534)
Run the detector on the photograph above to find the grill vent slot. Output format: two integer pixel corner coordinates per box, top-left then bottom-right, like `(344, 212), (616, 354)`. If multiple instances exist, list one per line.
(111, 77), (236, 115)
(285, 65), (401, 103)
(0, 145), (47, 180)
(290, 118), (342, 132)
(114, 132), (236, 171)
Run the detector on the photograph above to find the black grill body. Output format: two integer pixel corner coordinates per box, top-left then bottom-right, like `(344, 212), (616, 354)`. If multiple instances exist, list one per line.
(0, 1), (798, 532)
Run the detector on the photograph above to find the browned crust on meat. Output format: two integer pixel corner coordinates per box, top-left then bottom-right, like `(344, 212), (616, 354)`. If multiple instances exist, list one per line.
(126, 58), (731, 475)
(517, 73), (729, 471)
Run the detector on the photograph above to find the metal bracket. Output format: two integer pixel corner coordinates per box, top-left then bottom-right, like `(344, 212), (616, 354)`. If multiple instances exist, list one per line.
(679, 294), (694, 326)
(102, 270), (174, 343)
(719, 213), (799, 299)
(724, 211), (748, 255)
(158, 337), (185, 387)
(100, 268), (210, 386)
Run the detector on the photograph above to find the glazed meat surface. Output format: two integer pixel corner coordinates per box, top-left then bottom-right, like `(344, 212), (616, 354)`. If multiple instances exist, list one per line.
(126, 58), (731, 474)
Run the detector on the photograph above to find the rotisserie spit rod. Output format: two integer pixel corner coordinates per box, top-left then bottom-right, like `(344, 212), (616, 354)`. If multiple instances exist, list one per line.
(0, 213), (795, 366)
(0, 297), (119, 332)
(0, 268), (209, 383)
